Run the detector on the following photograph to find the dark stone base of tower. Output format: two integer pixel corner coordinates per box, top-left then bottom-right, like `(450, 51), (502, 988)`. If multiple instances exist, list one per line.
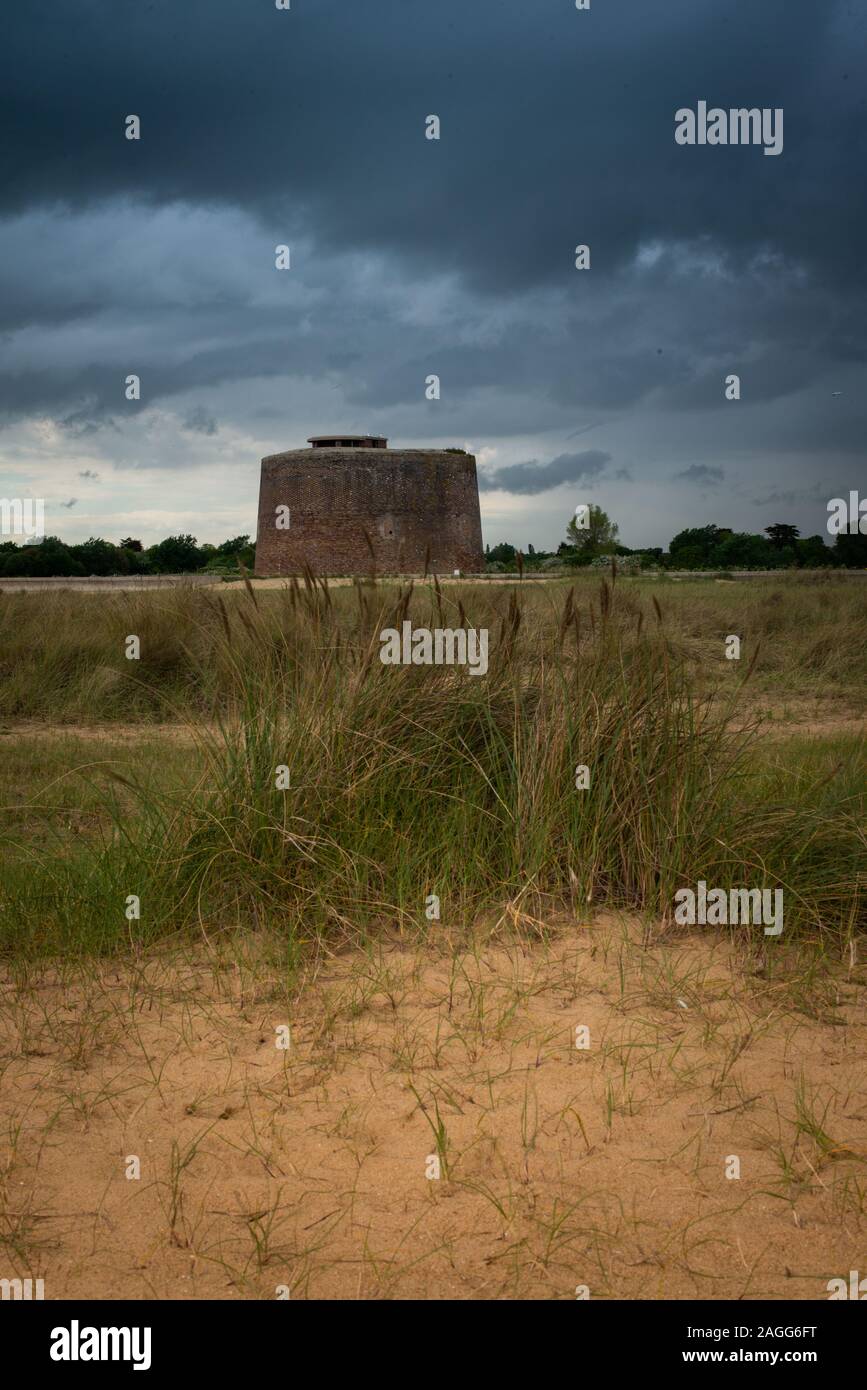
(254, 440), (485, 577)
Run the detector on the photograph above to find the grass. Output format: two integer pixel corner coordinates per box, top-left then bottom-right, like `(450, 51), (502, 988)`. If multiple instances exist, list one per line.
(0, 571), (863, 958)
(0, 570), (864, 722)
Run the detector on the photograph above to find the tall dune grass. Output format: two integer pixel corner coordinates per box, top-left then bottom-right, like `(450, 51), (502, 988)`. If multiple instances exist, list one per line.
(0, 570), (864, 722)
(1, 572), (863, 956)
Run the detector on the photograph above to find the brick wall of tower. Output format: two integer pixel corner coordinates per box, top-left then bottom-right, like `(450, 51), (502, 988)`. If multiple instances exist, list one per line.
(254, 448), (485, 576)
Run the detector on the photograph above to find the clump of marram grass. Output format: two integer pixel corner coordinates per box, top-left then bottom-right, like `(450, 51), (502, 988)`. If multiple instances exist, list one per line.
(2, 573), (862, 957)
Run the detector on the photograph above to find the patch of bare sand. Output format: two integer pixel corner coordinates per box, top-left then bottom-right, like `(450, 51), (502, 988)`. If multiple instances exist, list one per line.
(0, 721), (205, 745)
(2, 695), (862, 750)
(1, 915), (865, 1300)
(734, 698), (865, 742)
(764, 715), (864, 739)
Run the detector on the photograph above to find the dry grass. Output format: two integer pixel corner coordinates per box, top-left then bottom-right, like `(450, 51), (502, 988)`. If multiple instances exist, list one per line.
(0, 571), (864, 722)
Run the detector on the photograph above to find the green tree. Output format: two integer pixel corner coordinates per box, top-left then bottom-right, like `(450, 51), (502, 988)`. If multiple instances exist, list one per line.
(565, 504), (619, 556)
(834, 530), (867, 568)
(794, 535), (832, 567)
(1, 537), (85, 577)
(668, 525), (730, 566)
(146, 534), (203, 573)
(211, 534), (255, 569)
(216, 535), (251, 556)
(765, 523), (800, 549)
(70, 537), (121, 576)
(711, 532), (781, 569)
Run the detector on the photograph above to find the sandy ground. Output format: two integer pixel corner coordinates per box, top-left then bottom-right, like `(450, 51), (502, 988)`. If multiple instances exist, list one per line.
(0, 575), (528, 593)
(1, 721), (202, 746)
(3, 698), (863, 747)
(1, 914), (865, 1300)
(0, 576), (218, 593)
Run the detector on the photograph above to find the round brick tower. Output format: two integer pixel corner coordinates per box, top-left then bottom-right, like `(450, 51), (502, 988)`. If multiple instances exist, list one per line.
(254, 436), (485, 576)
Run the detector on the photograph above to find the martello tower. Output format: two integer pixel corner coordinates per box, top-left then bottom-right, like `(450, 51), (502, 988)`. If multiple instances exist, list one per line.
(254, 435), (485, 577)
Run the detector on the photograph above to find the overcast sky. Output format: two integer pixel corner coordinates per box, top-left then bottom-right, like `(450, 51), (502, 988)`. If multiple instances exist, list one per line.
(1, 0), (865, 551)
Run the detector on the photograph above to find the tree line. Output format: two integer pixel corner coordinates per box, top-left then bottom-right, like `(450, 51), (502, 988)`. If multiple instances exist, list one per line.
(485, 509), (866, 572)
(1, 509), (864, 577)
(0, 534), (254, 578)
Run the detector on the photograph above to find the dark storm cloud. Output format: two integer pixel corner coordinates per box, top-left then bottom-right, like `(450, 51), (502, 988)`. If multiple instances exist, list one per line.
(479, 450), (610, 494)
(3, 0), (864, 293)
(1, 0), (865, 531)
(183, 407), (218, 436)
(674, 464), (725, 485)
(750, 482), (832, 507)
